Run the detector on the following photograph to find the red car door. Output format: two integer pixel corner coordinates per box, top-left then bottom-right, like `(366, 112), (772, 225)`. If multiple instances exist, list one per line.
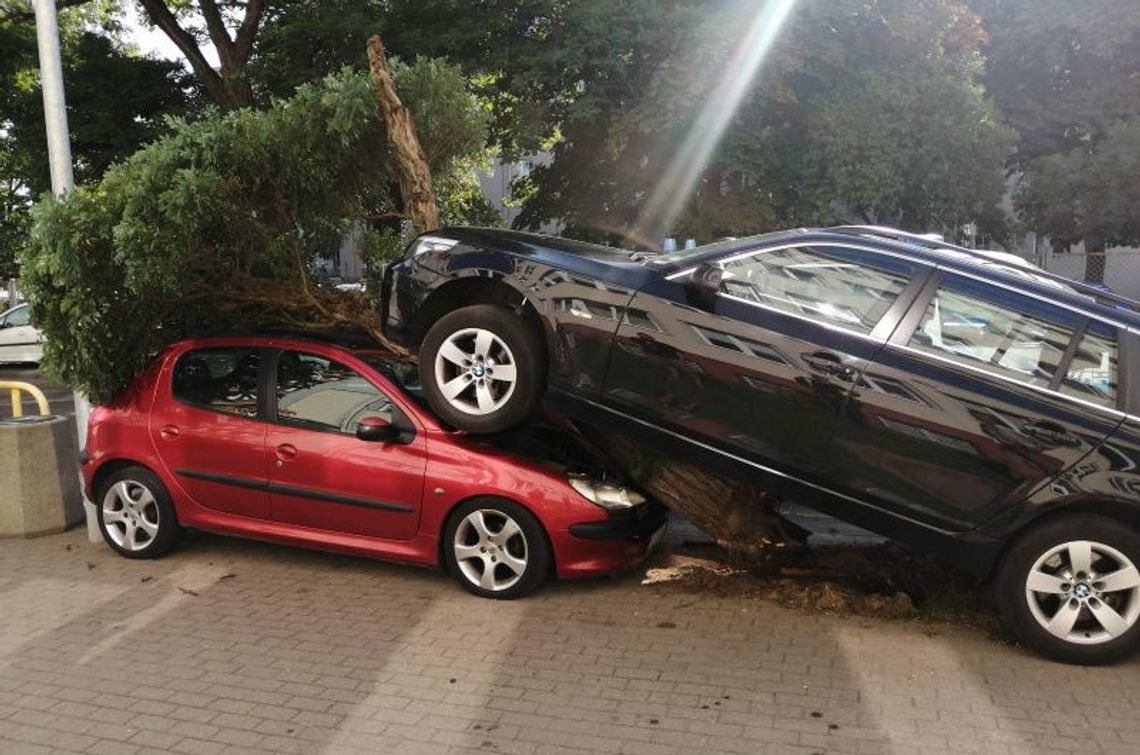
(266, 347), (426, 541)
(151, 343), (271, 520)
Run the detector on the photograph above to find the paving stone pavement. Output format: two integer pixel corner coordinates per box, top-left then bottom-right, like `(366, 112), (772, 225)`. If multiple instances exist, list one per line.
(2, 528), (1139, 755)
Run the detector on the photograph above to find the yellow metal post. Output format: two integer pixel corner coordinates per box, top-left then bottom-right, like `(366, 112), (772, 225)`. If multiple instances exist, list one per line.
(0, 381), (51, 419)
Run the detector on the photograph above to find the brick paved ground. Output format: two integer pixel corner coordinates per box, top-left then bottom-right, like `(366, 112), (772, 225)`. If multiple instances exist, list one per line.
(2, 528), (1139, 755)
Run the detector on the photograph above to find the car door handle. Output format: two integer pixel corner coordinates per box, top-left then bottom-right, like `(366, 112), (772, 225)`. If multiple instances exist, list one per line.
(1021, 420), (1081, 448)
(802, 351), (857, 381)
(275, 443), (297, 461)
(159, 425), (179, 439)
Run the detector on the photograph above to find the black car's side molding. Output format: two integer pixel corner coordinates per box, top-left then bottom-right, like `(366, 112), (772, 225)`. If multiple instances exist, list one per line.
(175, 469), (415, 513)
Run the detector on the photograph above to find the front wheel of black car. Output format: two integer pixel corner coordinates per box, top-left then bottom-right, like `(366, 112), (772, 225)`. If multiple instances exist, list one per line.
(420, 304), (544, 433)
(995, 514), (1140, 664)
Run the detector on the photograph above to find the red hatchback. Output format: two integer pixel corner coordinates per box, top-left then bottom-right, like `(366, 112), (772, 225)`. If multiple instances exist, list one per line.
(81, 336), (666, 598)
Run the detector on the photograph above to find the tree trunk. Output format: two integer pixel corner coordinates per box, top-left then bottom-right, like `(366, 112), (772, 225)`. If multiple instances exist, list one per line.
(567, 420), (795, 564)
(138, 0), (261, 110)
(367, 36), (441, 232)
(1083, 233), (1107, 284)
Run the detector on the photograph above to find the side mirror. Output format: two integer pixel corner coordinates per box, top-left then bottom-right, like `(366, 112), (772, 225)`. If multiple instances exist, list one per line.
(685, 260), (725, 311)
(356, 416), (398, 443)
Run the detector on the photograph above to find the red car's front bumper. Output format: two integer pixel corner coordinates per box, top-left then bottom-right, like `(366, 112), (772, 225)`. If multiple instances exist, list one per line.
(554, 503), (669, 579)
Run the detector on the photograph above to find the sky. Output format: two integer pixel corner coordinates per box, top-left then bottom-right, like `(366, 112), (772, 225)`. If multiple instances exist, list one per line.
(121, 4), (219, 69)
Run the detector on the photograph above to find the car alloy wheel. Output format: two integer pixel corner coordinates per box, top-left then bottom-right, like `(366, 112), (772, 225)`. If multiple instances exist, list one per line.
(97, 465), (182, 560)
(101, 479), (162, 552)
(420, 304), (544, 434)
(996, 514), (1140, 664)
(452, 509), (529, 592)
(433, 327), (518, 416)
(1025, 540), (1140, 645)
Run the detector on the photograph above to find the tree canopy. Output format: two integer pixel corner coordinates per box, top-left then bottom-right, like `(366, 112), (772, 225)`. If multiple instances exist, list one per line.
(19, 62), (489, 402)
(1, 0), (191, 275)
(971, 0), (1140, 280)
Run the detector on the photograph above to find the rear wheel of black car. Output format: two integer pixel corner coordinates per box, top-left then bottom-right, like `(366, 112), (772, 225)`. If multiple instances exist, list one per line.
(995, 514), (1140, 664)
(420, 304), (544, 433)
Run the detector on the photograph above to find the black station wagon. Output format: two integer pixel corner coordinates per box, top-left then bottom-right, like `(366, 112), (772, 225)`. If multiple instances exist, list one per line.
(382, 225), (1140, 664)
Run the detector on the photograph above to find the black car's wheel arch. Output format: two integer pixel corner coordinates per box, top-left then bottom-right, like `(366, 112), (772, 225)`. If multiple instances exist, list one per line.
(990, 498), (1140, 581)
(409, 276), (551, 362)
(437, 494), (557, 577)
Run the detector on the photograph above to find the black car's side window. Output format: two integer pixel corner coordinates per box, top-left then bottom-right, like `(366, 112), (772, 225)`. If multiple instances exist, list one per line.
(908, 278), (1082, 393)
(172, 348), (261, 418)
(719, 246), (911, 333)
(275, 351), (392, 435)
(1059, 322), (1119, 408)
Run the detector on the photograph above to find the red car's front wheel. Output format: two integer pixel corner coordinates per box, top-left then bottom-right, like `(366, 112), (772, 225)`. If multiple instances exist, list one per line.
(443, 498), (552, 599)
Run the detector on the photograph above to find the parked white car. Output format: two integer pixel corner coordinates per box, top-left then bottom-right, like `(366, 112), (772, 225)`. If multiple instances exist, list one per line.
(0, 304), (43, 364)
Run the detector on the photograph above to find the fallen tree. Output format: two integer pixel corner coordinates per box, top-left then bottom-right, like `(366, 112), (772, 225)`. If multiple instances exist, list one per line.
(26, 38), (796, 557)
(570, 425), (803, 562)
(21, 57), (491, 404)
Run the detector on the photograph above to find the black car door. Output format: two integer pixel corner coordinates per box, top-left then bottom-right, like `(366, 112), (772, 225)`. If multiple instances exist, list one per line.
(830, 270), (1127, 532)
(601, 242), (930, 491)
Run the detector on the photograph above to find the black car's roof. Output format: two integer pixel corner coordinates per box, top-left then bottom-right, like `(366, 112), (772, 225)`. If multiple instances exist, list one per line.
(438, 226), (642, 263)
(436, 225), (1139, 327)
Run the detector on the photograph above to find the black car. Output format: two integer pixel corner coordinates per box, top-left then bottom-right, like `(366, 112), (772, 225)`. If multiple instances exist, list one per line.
(382, 225), (1140, 664)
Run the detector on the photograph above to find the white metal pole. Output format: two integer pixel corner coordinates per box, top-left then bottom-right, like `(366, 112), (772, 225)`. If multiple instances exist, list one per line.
(33, 0), (74, 196)
(32, 0), (98, 542)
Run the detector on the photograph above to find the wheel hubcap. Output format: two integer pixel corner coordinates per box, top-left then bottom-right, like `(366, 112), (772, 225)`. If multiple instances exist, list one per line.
(1025, 540), (1140, 645)
(101, 480), (160, 552)
(453, 510), (528, 591)
(434, 328), (518, 416)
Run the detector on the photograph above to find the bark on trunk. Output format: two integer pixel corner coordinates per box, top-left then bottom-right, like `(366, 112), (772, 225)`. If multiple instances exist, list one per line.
(568, 420), (795, 564)
(1083, 234), (1107, 284)
(139, 0), (262, 110)
(367, 36), (441, 233)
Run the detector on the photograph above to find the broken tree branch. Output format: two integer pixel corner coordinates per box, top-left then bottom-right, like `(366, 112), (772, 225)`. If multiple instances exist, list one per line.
(367, 35), (441, 233)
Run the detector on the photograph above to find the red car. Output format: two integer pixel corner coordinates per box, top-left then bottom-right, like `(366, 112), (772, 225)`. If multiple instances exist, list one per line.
(81, 336), (666, 598)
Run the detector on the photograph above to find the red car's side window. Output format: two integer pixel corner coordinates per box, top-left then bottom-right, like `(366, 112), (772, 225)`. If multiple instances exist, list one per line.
(171, 347), (261, 419)
(274, 350), (394, 435)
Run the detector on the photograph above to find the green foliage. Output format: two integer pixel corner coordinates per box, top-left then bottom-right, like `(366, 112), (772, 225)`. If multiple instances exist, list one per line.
(510, 0), (1013, 243)
(20, 62), (488, 402)
(975, 0), (1140, 163)
(1, 1), (191, 274)
(1016, 120), (1140, 249)
(976, 0), (1140, 277)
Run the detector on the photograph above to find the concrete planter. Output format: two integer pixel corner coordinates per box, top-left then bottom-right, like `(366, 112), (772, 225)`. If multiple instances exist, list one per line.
(0, 416), (83, 538)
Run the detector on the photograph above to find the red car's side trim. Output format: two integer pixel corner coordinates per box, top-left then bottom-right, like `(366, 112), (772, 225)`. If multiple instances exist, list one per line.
(174, 468), (415, 513)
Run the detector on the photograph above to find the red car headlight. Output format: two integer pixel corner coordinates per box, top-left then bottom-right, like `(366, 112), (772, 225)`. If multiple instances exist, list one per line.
(567, 474), (646, 511)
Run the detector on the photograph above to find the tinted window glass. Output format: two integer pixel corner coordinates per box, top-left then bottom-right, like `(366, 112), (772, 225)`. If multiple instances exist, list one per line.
(6, 306), (30, 327)
(276, 351), (392, 434)
(909, 283), (1074, 389)
(172, 348), (261, 418)
(1060, 323), (1118, 408)
(720, 246), (910, 332)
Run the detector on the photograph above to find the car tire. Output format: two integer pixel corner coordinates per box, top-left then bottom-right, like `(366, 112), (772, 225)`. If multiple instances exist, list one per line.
(995, 514), (1140, 664)
(419, 304), (544, 434)
(442, 498), (552, 599)
(96, 466), (182, 560)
